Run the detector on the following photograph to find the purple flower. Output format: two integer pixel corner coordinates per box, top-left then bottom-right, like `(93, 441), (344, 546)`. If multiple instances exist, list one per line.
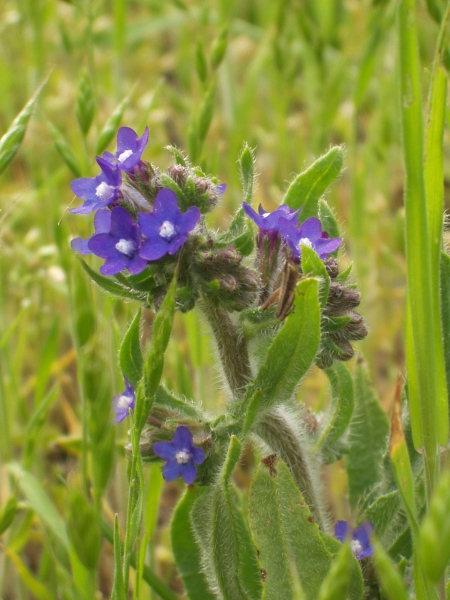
(113, 377), (136, 423)
(71, 209), (111, 255)
(278, 216), (342, 259)
(101, 126), (149, 172)
(139, 189), (200, 261)
(87, 206), (148, 275)
(243, 202), (300, 232)
(335, 521), (374, 560)
(70, 161), (122, 214)
(153, 426), (205, 484)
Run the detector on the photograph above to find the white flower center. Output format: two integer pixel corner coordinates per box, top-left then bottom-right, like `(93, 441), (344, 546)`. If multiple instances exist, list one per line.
(116, 394), (133, 411)
(351, 540), (362, 556)
(159, 220), (176, 239)
(175, 450), (192, 465)
(115, 238), (135, 256)
(95, 181), (115, 200)
(118, 149), (133, 163)
(263, 212), (270, 218)
(299, 237), (313, 249)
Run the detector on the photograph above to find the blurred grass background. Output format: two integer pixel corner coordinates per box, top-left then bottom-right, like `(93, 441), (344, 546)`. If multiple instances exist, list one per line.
(0, 0), (445, 597)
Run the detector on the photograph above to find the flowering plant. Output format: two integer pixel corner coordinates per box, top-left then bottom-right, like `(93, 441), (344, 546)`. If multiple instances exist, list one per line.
(70, 128), (412, 600)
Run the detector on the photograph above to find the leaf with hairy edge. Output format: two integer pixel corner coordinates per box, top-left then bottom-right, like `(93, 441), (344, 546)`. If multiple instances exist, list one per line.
(210, 436), (260, 600)
(346, 358), (389, 509)
(301, 245), (330, 308)
(317, 545), (353, 600)
(216, 207), (255, 256)
(319, 199), (341, 240)
(373, 542), (408, 600)
(283, 146), (344, 219)
(315, 362), (354, 452)
(171, 487), (216, 600)
(154, 386), (204, 420)
(79, 259), (146, 302)
(248, 460), (294, 600)
(0, 76), (48, 175)
(249, 278), (320, 416)
(119, 311), (143, 387)
(239, 143), (255, 205)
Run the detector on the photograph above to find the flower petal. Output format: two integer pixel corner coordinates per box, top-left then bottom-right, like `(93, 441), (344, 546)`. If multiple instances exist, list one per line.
(100, 257), (128, 275)
(191, 446), (205, 465)
(71, 237), (91, 254)
(153, 441), (178, 460)
(172, 426), (194, 450)
(181, 462), (197, 485)
(179, 206), (200, 232)
(140, 238), (170, 261)
(334, 520), (351, 543)
(162, 460), (183, 482)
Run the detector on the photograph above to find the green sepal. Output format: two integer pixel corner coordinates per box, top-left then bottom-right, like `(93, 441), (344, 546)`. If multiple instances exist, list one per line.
(154, 385), (205, 420)
(165, 145), (188, 166)
(283, 147), (344, 218)
(301, 245), (331, 308)
(79, 259), (146, 303)
(319, 199), (341, 239)
(126, 265), (158, 292)
(171, 487), (216, 600)
(322, 314), (352, 333)
(119, 311), (143, 388)
(246, 278), (321, 417)
(346, 358), (389, 508)
(315, 362), (354, 452)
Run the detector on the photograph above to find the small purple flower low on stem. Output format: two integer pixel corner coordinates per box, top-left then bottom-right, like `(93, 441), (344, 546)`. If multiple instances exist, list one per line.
(71, 209), (111, 255)
(87, 205), (148, 275)
(101, 126), (149, 172)
(113, 377), (136, 423)
(71, 160), (122, 214)
(153, 426), (205, 484)
(139, 189), (200, 261)
(279, 216), (342, 260)
(334, 520), (374, 560)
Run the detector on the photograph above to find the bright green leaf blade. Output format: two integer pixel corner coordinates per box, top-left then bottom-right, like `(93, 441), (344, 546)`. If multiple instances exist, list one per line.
(283, 146), (344, 217)
(78, 259), (145, 302)
(119, 310), (143, 387)
(250, 278), (320, 415)
(301, 245), (330, 308)
(48, 120), (82, 177)
(239, 143), (256, 204)
(315, 362), (354, 451)
(171, 488), (216, 600)
(317, 545), (352, 600)
(373, 541), (408, 600)
(345, 358), (389, 508)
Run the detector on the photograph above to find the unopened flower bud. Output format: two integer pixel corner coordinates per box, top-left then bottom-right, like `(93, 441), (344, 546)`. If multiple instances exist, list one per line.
(326, 282), (361, 312)
(331, 338), (355, 361)
(323, 257), (339, 279)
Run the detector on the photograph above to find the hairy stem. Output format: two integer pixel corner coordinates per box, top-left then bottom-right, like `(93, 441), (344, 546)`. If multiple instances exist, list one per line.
(199, 293), (252, 398)
(255, 408), (331, 534)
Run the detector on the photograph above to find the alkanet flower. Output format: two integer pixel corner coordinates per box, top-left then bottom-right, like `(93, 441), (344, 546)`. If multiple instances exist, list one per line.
(87, 205), (148, 275)
(153, 426), (205, 484)
(278, 216), (342, 259)
(113, 377), (136, 423)
(139, 189), (200, 261)
(71, 209), (111, 255)
(70, 161), (122, 214)
(335, 521), (374, 560)
(242, 202), (300, 231)
(101, 126), (149, 172)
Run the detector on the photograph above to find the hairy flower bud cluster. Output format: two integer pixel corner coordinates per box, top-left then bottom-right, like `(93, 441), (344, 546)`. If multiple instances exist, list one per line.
(316, 258), (368, 369)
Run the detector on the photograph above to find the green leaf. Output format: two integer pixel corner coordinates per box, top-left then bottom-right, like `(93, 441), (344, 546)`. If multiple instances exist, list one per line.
(96, 94), (131, 155)
(0, 496), (18, 535)
(119, 311), (143, 387)
(317, 545), (353, 600)
(76, 70), (95, 136)
(239, 143), (255, 205)
(419, 471), (450, 583)
(301, 245), (330, 308)
(249, 278), (321, 415)
(196, 39), (208, 83)
(66, 489), (102, 570)
(78, 259), (146, 302)
(315, 362), (354, 451)
(216, 207), (255, 256)
(248, 460), (294, 599)
(346, 358), (389, 509)
(0, 77), (48, 176)
(165, 145), (188, 166)
(154, 385), (204, 420)
(283, 146), (344, 218)
(211, 26), (228, 70)
(319, 199), (341, 239)
(171, 488), (216, 600)
(197, 84), (216, 151)
(242, 388), (263, 437)
(364, 490), (401, 538)
(158, 172), (189, 210)
(441, 252), (450, 409)
(111, 515), (127, 600)
(373, 542), (408, 600)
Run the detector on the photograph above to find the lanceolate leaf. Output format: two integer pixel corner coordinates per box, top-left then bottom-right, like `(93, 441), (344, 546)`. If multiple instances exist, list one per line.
(283, 146), (344, 218)
(79, 259), (146, 302)
(119, 311), (143, 387)
(171, 488), (216, 600)
(249, 278), (320, 416)
(346, 358), (389, 509)
(315, 362), (354, 451)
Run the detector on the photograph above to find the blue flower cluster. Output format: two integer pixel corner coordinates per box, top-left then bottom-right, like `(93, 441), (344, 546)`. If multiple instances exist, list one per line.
(243, 202), (342, 260)
(334, 520), (374, 560)
(70, 127), (201, 275)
